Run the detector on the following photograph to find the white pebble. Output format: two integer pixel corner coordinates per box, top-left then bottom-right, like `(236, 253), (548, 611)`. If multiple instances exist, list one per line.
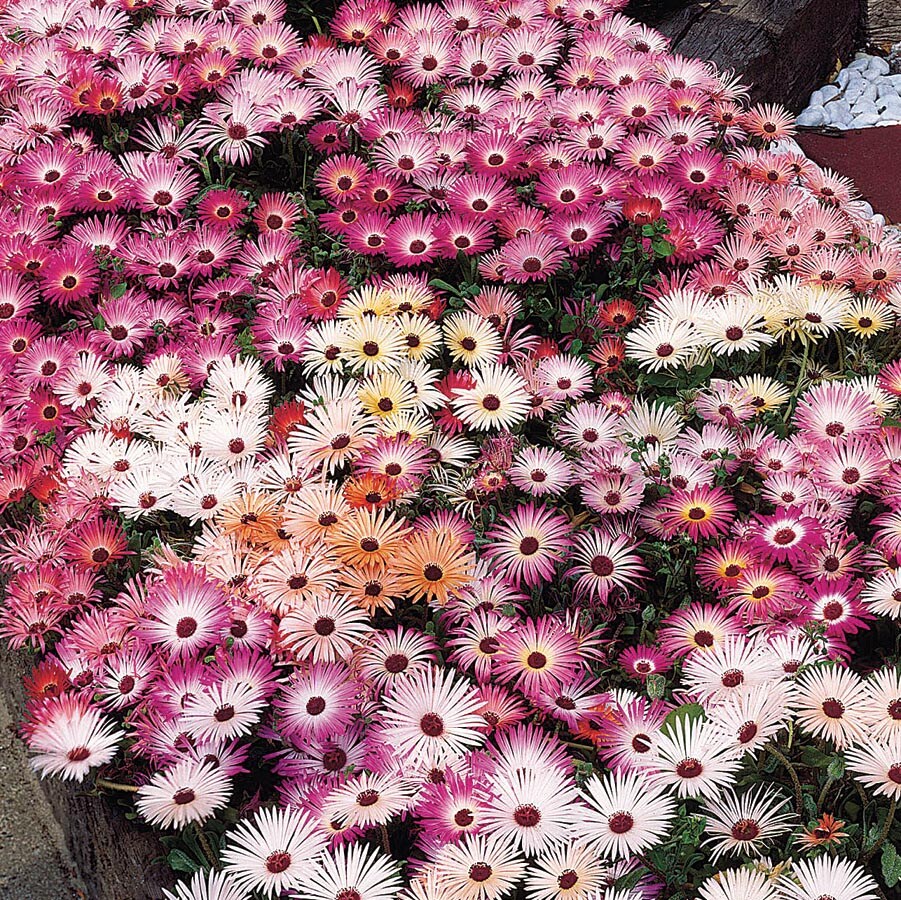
(852, 99), (879, 116)
(877, 82), (900, 99)
(810, 86), (836, 106)
(796, 106), (827, 127)
(844, 83), (864, 104)
(852, 111), (881, 127)
(837, 68), (852, 88)
(869, 57), (891, 76)
(827, 98), (852, 119)
(847, 57), (872, 72)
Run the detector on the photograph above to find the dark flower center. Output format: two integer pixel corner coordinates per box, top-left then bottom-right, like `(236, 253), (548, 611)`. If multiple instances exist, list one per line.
(513, 804), (541, 827)
(731, 818), (760, 841)
(469, 863), (492, 882)
(420, 712), (444, 736)
(384, 653), (408, 673)
(265, 851), (291, 873)
(176, 617), (197, 638)
(676, 757), (703, 778)
(314, 617), (335, 636)
(356, 789), (379, 807)
(608, 811), (634, 833)
(455, 808), (474, 827)
(322, 748), (347, 771)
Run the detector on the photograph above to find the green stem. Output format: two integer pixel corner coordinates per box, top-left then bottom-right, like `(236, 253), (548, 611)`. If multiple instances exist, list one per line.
(636, 852), (670, 887)
(791, 341), (810, 399)
(864, 797), (896, 863)
(95, 778), (139, 793)
(816, 777), (834, 813)
(195, 824), (219, 870)
(286, 132), (297, 183)
(767, 744), (804, 816)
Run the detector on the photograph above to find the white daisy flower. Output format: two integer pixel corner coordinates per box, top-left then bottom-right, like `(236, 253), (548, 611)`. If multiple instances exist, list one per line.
(701, 785), (796, 861)
(580, 770), (676, 859)
(697, 867), (778, 900)
(28, 696), (124, 783)
(221, 806), (328, 898)
(846, 734), (901, 801)
(304, 843), (402, 900)
(136, 759), (231, 829)
(162, 869), (250, 900)
(433, 832), (525, 900)
(481, 766), (579, 855)
(652, 715), (740, 799)
(776, 855), (879, 900)
(793, 665), (871, 749)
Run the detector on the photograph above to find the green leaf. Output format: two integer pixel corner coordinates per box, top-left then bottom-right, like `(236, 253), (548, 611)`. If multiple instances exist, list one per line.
(92, 314), (107, 330)
(167, 849), (200, 875)
(826, 754), (845, 780)
(560, 314), (577, 333)
(428, 278), (461, 297)
(663, 703), (705, 731)
(570, 338), (583, 354)
(802, 792), (818, 819)
(882, 843), (901, 888)
(652, 238), (675, 257)
(646, 673), (665, 699)
(800, 746), (832, 769)
(109, 282), (127, 299)
(643, 371), (677, 387)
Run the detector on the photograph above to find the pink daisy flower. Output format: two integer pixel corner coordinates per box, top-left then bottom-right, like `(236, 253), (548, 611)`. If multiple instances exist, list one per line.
(484, 503), (572, 589)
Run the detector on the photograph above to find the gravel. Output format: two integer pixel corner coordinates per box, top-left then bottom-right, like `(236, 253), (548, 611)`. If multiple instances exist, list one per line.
(798, 52), (901, 129)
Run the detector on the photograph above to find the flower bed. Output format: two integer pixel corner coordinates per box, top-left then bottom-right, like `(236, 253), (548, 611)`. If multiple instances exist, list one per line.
(1, 1), (900, 899)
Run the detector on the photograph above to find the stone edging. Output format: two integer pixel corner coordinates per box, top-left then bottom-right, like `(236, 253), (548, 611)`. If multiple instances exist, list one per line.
(0, 646), (176, 900)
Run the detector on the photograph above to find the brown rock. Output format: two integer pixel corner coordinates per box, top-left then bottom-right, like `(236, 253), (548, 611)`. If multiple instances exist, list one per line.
(629, 0), (863, 110)
(866, 0), (901, 48)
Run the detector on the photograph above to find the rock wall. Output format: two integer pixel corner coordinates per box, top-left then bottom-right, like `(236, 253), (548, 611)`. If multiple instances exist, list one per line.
(0, 647), (176, 900)
(629, 0), (864, 111)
